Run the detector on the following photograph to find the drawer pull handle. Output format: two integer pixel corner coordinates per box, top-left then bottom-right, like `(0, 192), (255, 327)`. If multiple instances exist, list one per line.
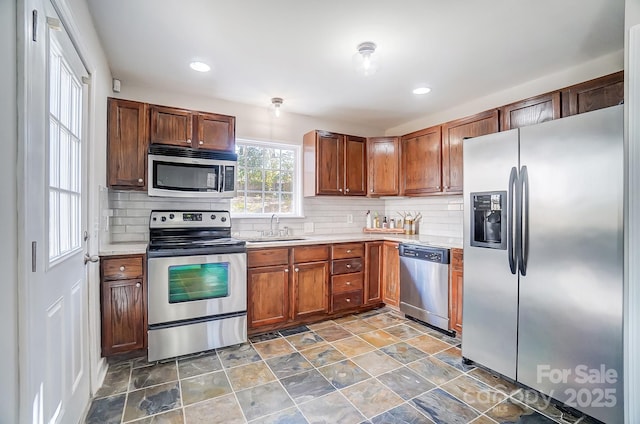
(119, 266), (125, 271)
(346, 249), (352, 253)
(346, 264), (352, 269)
(136, 282), (141, 288)
(346, 298), (351, 302)
(346, 281), (351, 285)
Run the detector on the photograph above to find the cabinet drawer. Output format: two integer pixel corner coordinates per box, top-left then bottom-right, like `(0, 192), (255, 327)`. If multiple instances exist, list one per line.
(332, 291), (363, 312)
(332, 243), (364, 259)
(102, 256), (144, 280)
(292, 245), (329, 263)
(248, 248), (289, 268)
(332, 272), (364, 294)
(332, 258), (363, 275)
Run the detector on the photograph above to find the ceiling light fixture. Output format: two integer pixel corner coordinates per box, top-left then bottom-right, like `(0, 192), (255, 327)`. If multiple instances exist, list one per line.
(271, 97), (283, 117)
(413, 87), (432, 95)
(353, 41), (379, 77)
(189, 61), (211, 72)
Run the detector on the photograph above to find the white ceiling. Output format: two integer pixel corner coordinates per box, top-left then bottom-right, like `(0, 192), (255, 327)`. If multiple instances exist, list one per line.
(86, 0), (624, 130)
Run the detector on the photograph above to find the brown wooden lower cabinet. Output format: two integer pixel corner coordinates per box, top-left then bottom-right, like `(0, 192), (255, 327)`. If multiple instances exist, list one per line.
(292, 261), (329, 319)
(382, 241), (400, 308)
(449, 248), (464, 335)
(248, 265), (290, 328)
(100, 254), (147, 356)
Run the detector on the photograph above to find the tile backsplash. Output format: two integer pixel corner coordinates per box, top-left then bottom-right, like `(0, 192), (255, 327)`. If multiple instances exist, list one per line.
(105, 191), (463, 243)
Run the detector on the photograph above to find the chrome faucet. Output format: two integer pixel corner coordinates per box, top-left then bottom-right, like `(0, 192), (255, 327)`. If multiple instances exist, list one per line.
(270, 214), (279, 236)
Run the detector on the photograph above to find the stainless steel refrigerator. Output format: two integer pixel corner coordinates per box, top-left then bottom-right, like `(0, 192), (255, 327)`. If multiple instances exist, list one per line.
(462, 105), (623, 423)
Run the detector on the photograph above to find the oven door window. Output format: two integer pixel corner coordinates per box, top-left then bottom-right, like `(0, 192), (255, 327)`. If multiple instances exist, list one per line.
(154, 161), (221, 192)
(168, 263), (229, 303)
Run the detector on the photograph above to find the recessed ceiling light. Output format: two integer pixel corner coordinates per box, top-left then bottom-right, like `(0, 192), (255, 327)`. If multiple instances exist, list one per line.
(189, 62), (211, 72)
(413, 87), (431, 95)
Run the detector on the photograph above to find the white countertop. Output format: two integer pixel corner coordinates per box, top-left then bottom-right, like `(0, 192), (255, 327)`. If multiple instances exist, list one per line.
(98, 234), (462, 256)
(99, 243), (148, 256)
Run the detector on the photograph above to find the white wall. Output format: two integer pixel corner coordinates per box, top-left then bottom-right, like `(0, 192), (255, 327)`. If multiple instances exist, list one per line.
(1, 0), (19, 422)
(384, 196), (463, 240)
(386, 50), (624, 136)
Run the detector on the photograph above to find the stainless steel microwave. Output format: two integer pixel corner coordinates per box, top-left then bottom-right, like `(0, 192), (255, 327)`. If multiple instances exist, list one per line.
(148, 145), (237, 198)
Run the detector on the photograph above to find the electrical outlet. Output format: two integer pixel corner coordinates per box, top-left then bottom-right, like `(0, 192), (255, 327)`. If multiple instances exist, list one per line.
(347, 214), (353, 224)
(303, 222), (315, 233)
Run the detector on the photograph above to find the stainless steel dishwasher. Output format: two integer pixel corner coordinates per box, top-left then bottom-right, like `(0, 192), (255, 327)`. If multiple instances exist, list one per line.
(399, 244), (451, 332)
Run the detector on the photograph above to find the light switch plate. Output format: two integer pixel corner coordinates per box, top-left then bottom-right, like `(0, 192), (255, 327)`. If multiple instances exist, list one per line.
(303, 222), (314, 233)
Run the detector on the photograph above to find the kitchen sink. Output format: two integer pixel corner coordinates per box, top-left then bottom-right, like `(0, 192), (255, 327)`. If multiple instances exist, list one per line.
(243, 236), (307, 243)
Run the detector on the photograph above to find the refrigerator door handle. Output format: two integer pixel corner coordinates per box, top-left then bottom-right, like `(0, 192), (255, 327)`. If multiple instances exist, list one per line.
(518, 165), (530, 276)
(508, 166), (518, 274)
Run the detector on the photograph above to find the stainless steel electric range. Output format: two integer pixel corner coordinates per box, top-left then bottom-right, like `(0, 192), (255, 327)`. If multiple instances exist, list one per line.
(146, 210), (247, 362)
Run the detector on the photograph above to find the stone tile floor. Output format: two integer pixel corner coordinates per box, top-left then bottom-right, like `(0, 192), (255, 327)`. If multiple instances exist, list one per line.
(85, 308), (594, 424)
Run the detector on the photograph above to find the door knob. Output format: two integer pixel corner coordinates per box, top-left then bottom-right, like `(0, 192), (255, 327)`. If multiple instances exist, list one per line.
(84, 254), (99, 265)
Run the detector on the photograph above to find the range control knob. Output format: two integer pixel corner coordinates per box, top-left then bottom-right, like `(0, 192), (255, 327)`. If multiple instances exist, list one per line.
(210, 214), (216, 220)
(161, 216), (167, 222)
(221, 217), (227, 222)
(152, 217), (157, 221)
(169, 213), (175, 220)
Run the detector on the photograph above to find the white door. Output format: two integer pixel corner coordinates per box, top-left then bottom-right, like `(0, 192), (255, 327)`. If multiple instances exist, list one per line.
(20, 0), (91, 422)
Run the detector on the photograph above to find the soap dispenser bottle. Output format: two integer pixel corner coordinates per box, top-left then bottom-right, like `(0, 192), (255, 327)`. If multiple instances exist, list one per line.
(366, 210), (372, 229)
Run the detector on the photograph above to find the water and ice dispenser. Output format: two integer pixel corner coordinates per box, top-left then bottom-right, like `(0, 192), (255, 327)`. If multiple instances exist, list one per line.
(470, 191), (507, 249)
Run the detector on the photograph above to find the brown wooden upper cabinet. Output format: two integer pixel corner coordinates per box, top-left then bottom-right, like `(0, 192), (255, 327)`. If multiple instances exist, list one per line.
(149, 104), (235, 152)
(400, 125), (442, 196)
(441, 110), (499, 194)
(107, 98), (148, 189)
(367, 137), (399, 196)
(500, 92), (561, 131)
(303, 130), (367, 196)
(561, 71), (624, 117)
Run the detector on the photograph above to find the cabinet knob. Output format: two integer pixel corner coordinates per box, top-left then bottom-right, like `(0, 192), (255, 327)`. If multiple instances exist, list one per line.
(436, 185), (441, 189)
(345, 188), (350, 193)
(346, 249), (352, 253)
(186, 139), (191, 144)
(370, 188), (374, 193)
(395, 246), (399, 249)
(444, 185), (449, 189)
(284, 268), (289, 273)
(136, 282), (141, 288)
(199, 140), (204, 145)
(137, 178), (143, 183)
(294, 267), (299, 272)
(119, 266), (125, 271)
(346, 281), (351, 285)
(346, 298), (351, 303)
(346, 264), (352, 269)
(338, 188), (343, 192)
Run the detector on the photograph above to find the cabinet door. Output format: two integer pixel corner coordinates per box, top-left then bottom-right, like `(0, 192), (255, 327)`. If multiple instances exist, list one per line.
(561, 71), (624, 117)
(442, 110), (499, 194)
(500, 92), (560, 131)
(107, 98), (147, 189)
(367, 137), (399, 196)
(292, 262), (329, 319)
(315, 132), (344, 195)
(400, 126), (442, 196)
(248, 266), (290, 328)
(343, 135), (367, 196)
(101, 278), (145, 355)
(449, 248), (464, 335)
(364, 241), (383, 304)
(382, 242), (400, 308)
(195, 112), (235, 151)
(149, 105), (193, 147)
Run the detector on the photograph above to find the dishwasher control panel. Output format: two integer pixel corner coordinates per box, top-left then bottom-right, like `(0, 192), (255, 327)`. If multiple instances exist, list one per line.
(399, 244), (450, 264)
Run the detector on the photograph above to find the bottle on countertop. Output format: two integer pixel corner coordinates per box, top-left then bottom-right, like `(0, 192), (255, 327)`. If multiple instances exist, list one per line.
(366, 210), (372, 229)
(373, 212), (380, 228)
(382, 216), (388, 228)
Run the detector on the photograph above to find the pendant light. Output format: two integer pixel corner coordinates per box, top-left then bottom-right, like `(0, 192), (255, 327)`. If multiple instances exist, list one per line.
(271, 97), (283, 117)
(353, 41), (379, 77)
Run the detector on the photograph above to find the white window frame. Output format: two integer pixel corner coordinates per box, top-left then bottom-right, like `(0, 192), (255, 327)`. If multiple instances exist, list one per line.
(231, 138), (304, 218)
